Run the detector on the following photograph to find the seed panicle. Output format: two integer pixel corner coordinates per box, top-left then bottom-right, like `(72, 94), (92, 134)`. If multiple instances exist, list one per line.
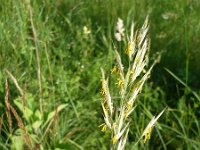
(100, 16), (165, 150)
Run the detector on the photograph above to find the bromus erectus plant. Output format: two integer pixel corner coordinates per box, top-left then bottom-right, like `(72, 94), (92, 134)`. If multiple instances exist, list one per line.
(99, 17), (166, 150)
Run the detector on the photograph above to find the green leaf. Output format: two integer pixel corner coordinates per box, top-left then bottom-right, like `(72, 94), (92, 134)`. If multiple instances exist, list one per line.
(32, 120), (43, 130)
(11, 129), (24, 150)
(43, 104), (68, 128)
(14, 99), (33, 121)
(35, 109), (42, 120)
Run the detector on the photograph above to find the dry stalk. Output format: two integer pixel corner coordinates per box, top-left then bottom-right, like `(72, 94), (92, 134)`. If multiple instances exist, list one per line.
(0, 114), (4, 134)
(40, 118), (53, 143)
(9, 104), (32, 149)
(33, 143), (40, 150)
(4, 80), (32, 149)
(22, 81), (27, 114)
(4, 69), (23, 96)
(62, 128), (85, 141)
(40, 106), (61, 143)
(5, 79), (12, 133)
(24, 0), (43, 115)
(5, 70), (27, 115)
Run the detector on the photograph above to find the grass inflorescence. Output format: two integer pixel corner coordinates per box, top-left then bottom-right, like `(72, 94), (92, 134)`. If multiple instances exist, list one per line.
(0, 0), (200, 149)
(100, 17), (166, 150)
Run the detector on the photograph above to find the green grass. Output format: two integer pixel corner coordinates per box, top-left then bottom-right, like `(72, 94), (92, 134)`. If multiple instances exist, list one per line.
(0, 0), (200, 149)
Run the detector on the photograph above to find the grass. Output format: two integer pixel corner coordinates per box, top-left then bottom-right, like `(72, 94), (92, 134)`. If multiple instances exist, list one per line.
(0, 0), (200, 149)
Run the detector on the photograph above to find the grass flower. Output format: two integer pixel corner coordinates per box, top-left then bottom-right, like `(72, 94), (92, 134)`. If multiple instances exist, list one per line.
(115, 18), (125, 41)
(83, 26), (91, 35)
(100, 16), (165, 150)
(101, 69), (113, 116)
(116, 78), (124, 89)
(116, 18), (125, 35)
(111, 66), (120, 74)
(115, 33), (122, 42)
(142, 107), (167, 143)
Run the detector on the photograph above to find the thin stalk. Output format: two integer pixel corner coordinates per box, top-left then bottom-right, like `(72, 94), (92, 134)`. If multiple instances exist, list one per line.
(26, 1), (43, 115)
(182, 1), (189, 85)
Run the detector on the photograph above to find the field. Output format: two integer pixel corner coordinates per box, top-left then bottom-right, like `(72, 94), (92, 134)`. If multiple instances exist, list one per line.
(0, 0), (200, 149)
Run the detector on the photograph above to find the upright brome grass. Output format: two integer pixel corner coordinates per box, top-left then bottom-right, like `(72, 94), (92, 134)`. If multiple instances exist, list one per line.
(100, 17), (166, 149)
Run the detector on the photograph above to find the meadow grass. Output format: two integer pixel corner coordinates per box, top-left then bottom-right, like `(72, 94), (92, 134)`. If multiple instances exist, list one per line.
(0, 0), (200, 149)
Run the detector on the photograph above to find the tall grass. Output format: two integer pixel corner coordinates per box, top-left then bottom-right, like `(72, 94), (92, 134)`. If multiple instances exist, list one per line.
(0, 0), (200, 149)
(99, 17), (166, 149)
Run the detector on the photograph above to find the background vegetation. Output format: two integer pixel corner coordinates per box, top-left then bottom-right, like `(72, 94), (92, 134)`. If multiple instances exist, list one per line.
(0, 0), (200, 149)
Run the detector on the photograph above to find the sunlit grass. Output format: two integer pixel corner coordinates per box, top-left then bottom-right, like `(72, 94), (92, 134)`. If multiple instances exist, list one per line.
(0, 0), (200, 149)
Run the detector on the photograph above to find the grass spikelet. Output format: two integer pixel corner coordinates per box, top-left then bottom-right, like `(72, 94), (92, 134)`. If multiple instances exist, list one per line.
(100, 68), (113, 116)
(142, 107), (167, 143)
(4, 79), (12, 134)
(4, 79), (32, 149)
(8, 103), (32, 149)
(0, 114), (4, 134)
(4, 69), (23, 96)
(21, 81), (27, 115)
(99, 16), (165, 150)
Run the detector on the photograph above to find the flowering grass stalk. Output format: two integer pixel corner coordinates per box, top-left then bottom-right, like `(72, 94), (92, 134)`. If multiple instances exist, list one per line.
(100, 17), (165, 150)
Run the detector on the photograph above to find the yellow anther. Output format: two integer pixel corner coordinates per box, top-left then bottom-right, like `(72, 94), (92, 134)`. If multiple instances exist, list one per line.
(116, 78), (124, 89)
(111, 66), (120, 74)
(99, 123), (107, 132)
